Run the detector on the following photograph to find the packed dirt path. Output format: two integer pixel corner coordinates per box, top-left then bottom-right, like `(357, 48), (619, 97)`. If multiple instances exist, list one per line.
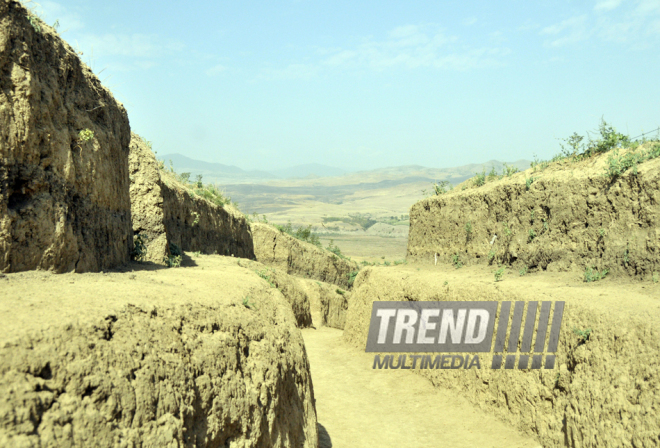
(302, 325), (542, 448)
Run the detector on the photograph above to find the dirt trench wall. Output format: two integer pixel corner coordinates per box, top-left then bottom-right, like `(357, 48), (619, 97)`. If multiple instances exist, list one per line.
(343, 267), (660, 448)
(408, 146), (660, 279)
(0, 300), (319, 447)
(129, 133), (254, 263)
(251, 222), (358, 289)
(0, 1), (132, 273)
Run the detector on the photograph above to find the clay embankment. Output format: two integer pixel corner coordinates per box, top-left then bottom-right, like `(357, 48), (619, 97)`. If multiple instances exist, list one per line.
(408, 145), (660, 280)
(251, 222), (358, 289)
(129, 133), (254, 263)
(0, 256), (319, 447)
(342, 258), (660, 448)
(0, 0), (132, 273)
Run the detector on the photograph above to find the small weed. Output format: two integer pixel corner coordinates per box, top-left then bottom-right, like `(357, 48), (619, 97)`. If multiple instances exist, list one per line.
(598, 228), (606, 237)
(529, 210), (536, 224)
(652, 272), (658, 284)
(528, 228), (537, 242)
(432, 180), (452, 195)
(465, 221), (473, 235)
(336, 288), (346, 295)
(326, 239), (347, 258)
(347, 271), (359, 287)
(192, 251), (201, 258)
(525, 177), (536, 191)
(393, 259), (407, 265)
(543, 219), (548, 231)
(443, 281), (448, 286)
(256, 269), (276, 288)
(242, 296), (256, 309)
(191, 211), (200, 226)
(573, 328), (592, 343)
(519, 265), (528, 276)
(452, 253), (463, 269)
(384, 261), (391, 266)
(494, 267), (505, 282)
(584, 266), (608, 283)
(164, 255), (182, 268)
(503, 222), (512, 237)
(502, 163), (519, 177)
(131, 234), (148, 262)
(487, 167), (498, 182)
(487, 250), (495, 261)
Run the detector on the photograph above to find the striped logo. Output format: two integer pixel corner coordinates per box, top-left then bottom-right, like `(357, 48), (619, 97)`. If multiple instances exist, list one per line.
(365, 301), (564, 369)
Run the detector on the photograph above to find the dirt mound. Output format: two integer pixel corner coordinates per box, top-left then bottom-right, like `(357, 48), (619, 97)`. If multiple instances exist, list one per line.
(408, 144), (660, 280)
(0, 1), (132, 273)
(0, 255), (318, 447)
(251, 222), (359, 288)
(236, 258), (313, 328)
(129, 133), (254, 263)
(342, 264), (660, 448)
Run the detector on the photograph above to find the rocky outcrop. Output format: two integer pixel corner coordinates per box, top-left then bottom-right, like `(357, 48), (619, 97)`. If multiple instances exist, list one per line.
(0, 0), (132, 273)
(251, 222), (359, 288)
(407, 144), (660, 279)
(129, 133), (254, 263)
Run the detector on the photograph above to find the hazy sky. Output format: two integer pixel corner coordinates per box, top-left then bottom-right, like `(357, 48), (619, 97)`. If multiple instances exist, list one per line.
(36, 0), (660, 172)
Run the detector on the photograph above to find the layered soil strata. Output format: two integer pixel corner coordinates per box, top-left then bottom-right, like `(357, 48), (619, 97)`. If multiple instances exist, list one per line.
(0, 0), (132, 273)
(408, 145), (660, 280)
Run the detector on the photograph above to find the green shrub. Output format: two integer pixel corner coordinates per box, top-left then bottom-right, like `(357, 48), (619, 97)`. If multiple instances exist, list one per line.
(519, 266), (528, 276)
(164, 255), (182, 268)
(525, 177), (536, 191)
(336, 288), (345, 295)
(502, 163), (519, 177)
(494, 267), (505, 282)
(473, 169), (486, 187)
(465, 221), (473, 235)
(347, 271), (359, 287)
(78, 128), (94, 142)
(131, 234), (148, 262)
(573, 328), (592, 343)
(452, 253), (463, 269)
(432, 180), (452, 195)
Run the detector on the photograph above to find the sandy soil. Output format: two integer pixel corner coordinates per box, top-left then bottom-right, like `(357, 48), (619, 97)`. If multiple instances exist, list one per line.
(302, 326), (541, 448)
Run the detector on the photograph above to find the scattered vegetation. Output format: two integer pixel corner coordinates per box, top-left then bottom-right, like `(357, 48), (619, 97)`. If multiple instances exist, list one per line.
(487, 250), (495, 262)
(530, 119), (660, 179)
(275, 221), (322, 248)
(336, 288), (346, 295)
(584, 266), (608, 283)
(653, 272), (659, 284)
(494, 267), (505, 282)
(528, 228), (537, 242)
(256, 269), (276, 288)
(503, 222), (512, 236)
(322, 213), (378, 230)
(156, 157), (232, 208)
(131, 234), (148, 262)
(519, 265), (528, 276)
(423, 180), (453, 197)
(465, 221), (473, 236)
(598, 228), (606, 237)
(393, 259), (407, 265)
(473, 169), (486, 187)
(192, 251), (201, 258)
(78, 128), (94, 143)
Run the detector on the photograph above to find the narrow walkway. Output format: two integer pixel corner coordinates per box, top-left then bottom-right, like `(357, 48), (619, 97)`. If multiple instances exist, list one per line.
(301, 326), (542, 448)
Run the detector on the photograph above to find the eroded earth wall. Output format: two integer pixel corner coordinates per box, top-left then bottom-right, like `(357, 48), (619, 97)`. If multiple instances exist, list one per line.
(408, 146), (660, 279)
(343, 267), (660, 448)
(0, 293), (319, 447)
(0, 0), (132, 273)
(251, 222), (358, 289)
(129, 133), (254, 263)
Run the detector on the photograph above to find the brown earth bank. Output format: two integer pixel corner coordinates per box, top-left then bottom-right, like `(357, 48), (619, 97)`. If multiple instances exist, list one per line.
(0, 0), (132, 273)
(251, 222), (358, 289)
(408, 144), (660, 281)
(342, 262), (660, 448)
(0, 256), (318, 447)
(129, 133), (254, 264)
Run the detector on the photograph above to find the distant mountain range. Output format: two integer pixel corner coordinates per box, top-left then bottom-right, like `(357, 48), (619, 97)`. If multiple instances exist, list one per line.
(157, 153), (532, 186)
(157, 154), (348, 183)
